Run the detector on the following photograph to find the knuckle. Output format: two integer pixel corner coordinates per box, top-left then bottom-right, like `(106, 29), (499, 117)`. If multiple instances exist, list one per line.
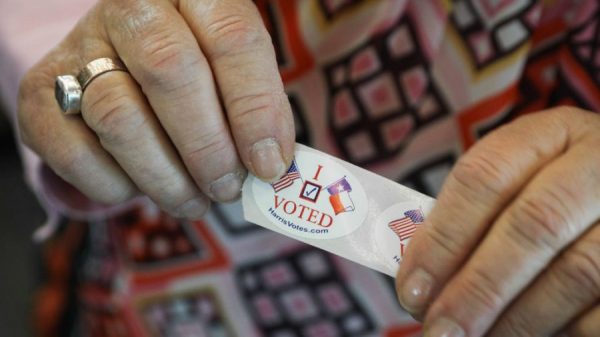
(142, 35), (184, 70)
(84, 85), (147, 145)
(494, 314), (536, 337)
(450, 152), (512, 200)
(507, 187), (577, 251)
(181, 130), (230, 165)
(555, 242), (600, 300)
(140, 33), (190, 71)
(204, 13), (269, 58)
(109, 0), (167, 38)
(460, 268), (505, 314)
(424, 222), (464, 258)
(110, 3), (205, 87)
(137, 36), (204, 87)
(227, 91), (284, 121)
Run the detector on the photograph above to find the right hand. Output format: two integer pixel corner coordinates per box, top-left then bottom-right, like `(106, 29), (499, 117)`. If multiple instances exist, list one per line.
(17, 0), (295, 219)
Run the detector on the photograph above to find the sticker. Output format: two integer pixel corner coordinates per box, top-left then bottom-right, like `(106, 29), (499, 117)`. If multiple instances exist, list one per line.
(250, 149), (368, 239)
(374, 202), (429, 271)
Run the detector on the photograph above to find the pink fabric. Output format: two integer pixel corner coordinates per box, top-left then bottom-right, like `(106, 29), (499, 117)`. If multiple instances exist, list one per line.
(4, 1), (600, 336)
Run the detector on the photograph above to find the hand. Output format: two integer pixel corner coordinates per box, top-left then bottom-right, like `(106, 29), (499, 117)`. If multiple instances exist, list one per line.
(396, 107), (600, 337)
(17, 0), (294, 219)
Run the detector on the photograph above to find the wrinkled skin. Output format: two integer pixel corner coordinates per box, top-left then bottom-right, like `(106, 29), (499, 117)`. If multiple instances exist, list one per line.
(18, 0), (295, 219)
(396, 107), (600, 337)
(17, 1), (600, 336)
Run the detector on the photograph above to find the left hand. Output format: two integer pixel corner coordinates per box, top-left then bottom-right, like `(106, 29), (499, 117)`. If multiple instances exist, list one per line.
(395, 106), (600, 337)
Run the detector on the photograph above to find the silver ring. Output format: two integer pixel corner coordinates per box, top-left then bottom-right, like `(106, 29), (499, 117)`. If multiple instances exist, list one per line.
(55, 57), (127, 115)
(55, 75), (82, 115)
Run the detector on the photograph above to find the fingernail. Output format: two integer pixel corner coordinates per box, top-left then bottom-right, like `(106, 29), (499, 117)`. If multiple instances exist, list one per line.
(426, 317), (465, 337)
(176, 197), (209, 220)
(250, 138), (286, 182)
(400, 268), (434, 313)
(209, 172), (244, 202)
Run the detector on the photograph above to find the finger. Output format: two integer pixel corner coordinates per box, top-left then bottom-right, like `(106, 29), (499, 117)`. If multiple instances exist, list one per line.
(17, 30), (137, 204)
(180, 0), (295, 181)
(81, 70), (209, 219)
(564, 305), (600, 337)
(105, 0), (246, 201)
(487, 222), (600, 337)
(422, 111), (600, 337)
(396, 109), (573, 315)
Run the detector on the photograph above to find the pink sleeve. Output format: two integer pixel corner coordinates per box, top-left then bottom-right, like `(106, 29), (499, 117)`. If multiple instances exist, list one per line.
(0, 0), (137, 239)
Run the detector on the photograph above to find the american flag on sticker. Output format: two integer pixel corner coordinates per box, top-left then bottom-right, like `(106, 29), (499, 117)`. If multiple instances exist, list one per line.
(388, 209), (425, 241)
(271, 159), (302, 192)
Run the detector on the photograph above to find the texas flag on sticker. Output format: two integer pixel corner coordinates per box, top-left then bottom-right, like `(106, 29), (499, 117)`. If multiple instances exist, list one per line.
(326, 177), (355, 215)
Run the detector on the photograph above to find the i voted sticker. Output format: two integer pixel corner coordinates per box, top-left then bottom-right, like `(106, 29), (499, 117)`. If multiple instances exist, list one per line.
(374, 202), (429, 271)
(250, 149), (368, 239)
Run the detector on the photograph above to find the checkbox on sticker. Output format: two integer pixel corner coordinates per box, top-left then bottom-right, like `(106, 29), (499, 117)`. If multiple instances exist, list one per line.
(299, 181), (322, 203)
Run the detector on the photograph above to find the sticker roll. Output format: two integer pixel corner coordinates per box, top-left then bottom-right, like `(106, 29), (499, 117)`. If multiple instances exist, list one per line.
(242, 143), (436, 277)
